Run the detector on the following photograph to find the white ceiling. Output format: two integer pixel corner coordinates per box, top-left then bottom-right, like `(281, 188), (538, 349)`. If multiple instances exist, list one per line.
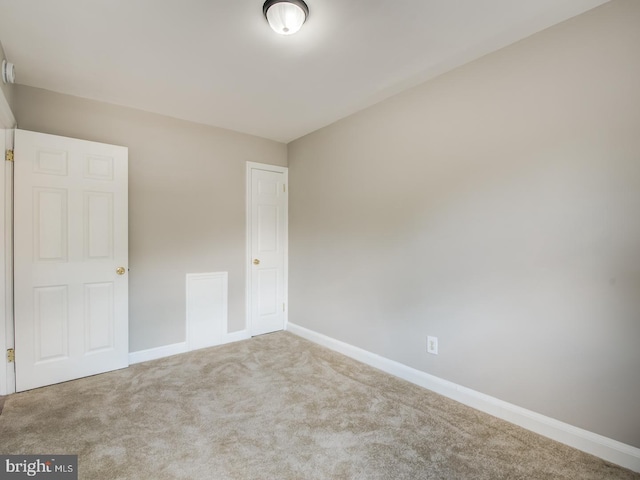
(0, 0), (609, 143)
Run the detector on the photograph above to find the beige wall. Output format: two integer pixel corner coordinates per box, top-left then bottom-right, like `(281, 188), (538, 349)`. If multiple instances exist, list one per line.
(288, 0), (640, 448)
(12, 86), (287, 352)
(0, 41), (13, 111)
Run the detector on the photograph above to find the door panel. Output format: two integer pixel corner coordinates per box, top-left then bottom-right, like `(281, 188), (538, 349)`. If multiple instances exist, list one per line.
(84, 282), (114, 353)
(35, 187), (68, 261)
(14, 129), (128, 392)
(249, 166), (287, 336)
(34, 285), (69, 362)
(84, 192), (114, 259)
(258, 268), (278, 315)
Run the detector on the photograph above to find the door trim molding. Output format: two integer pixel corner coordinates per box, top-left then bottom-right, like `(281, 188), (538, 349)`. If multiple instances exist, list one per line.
(0, 129), (7, 395)
(1, 129), (15, 395)
(245, 162), (288, 337)
(1, 128), (15, 395)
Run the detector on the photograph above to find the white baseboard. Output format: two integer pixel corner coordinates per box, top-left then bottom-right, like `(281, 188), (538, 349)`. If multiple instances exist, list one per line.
(286, 322), (640, 473)
(128, 330), (251, 365)
(224, 329), (251, 344)
(129, 342), (189, 365)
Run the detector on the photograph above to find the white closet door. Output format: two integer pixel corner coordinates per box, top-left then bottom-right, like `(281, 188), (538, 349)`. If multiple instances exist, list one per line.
(14, 129), (128, 391)
(249, 165), (287, 336)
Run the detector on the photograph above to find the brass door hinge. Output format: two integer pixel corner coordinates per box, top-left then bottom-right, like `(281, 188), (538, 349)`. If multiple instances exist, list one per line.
(5, 149), (14, 162)
(7, 348), (15, 363)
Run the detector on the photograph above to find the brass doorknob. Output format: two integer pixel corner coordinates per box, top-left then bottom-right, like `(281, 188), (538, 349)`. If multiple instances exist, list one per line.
(116, 267), (126, 275)
(253, 259), (260, 265)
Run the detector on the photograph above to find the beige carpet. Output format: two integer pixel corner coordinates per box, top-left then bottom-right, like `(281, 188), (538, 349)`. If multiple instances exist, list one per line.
(0, 332), (637, 479)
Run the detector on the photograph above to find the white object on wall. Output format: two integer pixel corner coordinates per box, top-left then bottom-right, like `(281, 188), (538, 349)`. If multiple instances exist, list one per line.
(186, 272), (228, 351)
(1, 60), (15, 85)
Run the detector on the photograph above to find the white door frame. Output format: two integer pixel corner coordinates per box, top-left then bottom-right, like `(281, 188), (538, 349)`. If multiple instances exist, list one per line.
(1, 128), (7, 395)
(245, 162), (288, 336)
(1, 82), (17, 395)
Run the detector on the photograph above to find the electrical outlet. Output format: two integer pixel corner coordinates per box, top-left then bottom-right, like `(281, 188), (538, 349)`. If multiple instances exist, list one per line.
(427, 336), (438, 355)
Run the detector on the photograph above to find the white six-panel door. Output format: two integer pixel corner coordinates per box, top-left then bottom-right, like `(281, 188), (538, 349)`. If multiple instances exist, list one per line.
(248, 164), (287, 336)
(13, 129), (128, 392)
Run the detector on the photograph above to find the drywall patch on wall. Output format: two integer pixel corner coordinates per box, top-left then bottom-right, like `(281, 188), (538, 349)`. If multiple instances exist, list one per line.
(186, 272), (227, 351)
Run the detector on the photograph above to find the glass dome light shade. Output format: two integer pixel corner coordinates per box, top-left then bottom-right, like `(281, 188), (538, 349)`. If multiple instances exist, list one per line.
(264, 0), (309, 36)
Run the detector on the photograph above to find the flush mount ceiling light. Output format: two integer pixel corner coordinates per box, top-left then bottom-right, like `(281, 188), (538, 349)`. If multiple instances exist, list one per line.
(263, 0), (309, 36)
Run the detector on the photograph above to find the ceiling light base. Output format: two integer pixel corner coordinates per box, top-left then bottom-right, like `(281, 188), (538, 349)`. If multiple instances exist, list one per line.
(2, 60), (15, 85)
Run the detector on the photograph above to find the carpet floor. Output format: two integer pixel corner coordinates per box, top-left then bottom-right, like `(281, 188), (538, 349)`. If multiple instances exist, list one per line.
(0, 332), (637, 479)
